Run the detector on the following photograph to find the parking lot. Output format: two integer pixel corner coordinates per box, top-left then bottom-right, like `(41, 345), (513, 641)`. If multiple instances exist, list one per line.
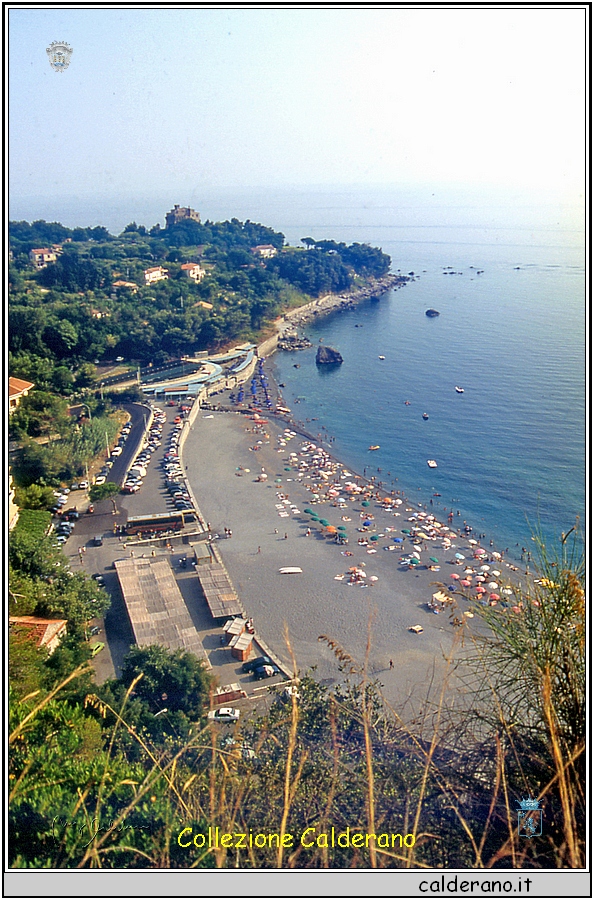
(54, 401), (286, 703)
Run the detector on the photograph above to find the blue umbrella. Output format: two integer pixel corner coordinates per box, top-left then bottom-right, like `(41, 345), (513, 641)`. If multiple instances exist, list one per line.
(393, 537), (403, 543)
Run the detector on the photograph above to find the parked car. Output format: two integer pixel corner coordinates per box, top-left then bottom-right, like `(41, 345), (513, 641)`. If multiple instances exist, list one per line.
(207, 708), (240, 724)
(111, 447), (122, 457)
(90, 641), (105, 657)
(93, 535), (103, 546)
(89, 626), (101, 636)
(242, 656), (274, 674)
(254, 664), (280, 680)
(94, 475), (106, 485)
(79, 480), (89, 490)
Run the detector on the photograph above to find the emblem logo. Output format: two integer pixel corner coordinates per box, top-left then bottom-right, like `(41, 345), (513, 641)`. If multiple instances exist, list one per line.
(46, 41), (73, 73)
(517, 797), (543, 838)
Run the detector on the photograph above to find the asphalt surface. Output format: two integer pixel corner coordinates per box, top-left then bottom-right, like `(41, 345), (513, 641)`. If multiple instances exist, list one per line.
(59, 400), (286, 704)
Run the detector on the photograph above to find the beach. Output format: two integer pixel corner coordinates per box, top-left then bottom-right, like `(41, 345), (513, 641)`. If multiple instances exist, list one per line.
(183, 369), (522, 709)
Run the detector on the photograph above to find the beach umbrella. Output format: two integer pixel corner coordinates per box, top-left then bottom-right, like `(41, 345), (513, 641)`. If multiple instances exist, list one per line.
(370, 535), (379, 542)
(402, 529), (411, 535)
(492, 570), (502, 577)
(409, 558), (420, 565)
(304, 509), (314, 515)
(326, 526), (337, 534)
(361, 500), (371, 508)
(429, 557), (439, 564)
(449, 573), (460, 580)
(284, 467), (292, 471)
(476, 585), (486, 594)
(502, 588), (513, 596)
(460, 579), (471, 587)
(337, 526), (347, 531)
(393, 537), (403, 543)
(488, 582), (499, 590)
(319, 519), (330, 527)
(480, 565), (490, 572)
(455, 553), (465, 560)
(475, 575), (485, 583)
(492, 551), (502, 559)
(490, 593), (500, 601)
(468, 538), (477, 545)
(369, 575), (379, 582)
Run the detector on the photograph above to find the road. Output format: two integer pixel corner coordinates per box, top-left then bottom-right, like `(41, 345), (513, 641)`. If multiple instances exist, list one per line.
(60, 401), (285, 704)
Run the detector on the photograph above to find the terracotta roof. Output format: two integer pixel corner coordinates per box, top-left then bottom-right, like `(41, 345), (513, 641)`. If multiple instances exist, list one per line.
(181, 263), (200, 270)
(9, 616), (67, 649)
(30, 248), (52, 254)
(9, 376), (35, 397)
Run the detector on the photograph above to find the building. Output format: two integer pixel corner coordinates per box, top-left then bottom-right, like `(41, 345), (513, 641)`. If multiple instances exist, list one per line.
(112, 280), (139, 293)
(9, 377), (34, 414)
(194, 300), (213, 311)
(180, 263), (205, 283)
(9, 617), (68, 655)
(29, 248), (57, 269)
(165, 205), (201, 228)
(144, 266), (169, 285)
(251, 244), (277, 259)
(114, 557), (210, 665)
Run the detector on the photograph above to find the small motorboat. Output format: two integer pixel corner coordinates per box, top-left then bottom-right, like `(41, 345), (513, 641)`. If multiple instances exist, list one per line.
(404, 400), (411, 406)
(427, 459), (438, 468)
(378, 355), (385, 360)
(455, 386), (464, 393)
(369, 445), (380, 451)
(422, 413), (429, 420)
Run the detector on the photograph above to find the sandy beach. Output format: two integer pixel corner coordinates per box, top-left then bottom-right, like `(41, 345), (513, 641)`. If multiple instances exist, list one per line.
(183, 366), (522, 709)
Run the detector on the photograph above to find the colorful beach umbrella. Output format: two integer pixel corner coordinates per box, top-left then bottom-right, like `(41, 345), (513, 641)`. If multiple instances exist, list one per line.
(319, 519), (330, 526)
(449, 572), (460, 580)
(461, 579), (471, 587)
(490, 593), (500, 601)
(337, 526), (347, 531)
(304, 509), (314, 515)
(370, 535), (379, 541)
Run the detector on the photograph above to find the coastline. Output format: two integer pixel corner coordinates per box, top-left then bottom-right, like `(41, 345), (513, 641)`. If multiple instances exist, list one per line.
(257, 272), (408, 358)
(183, 361), (523, 709)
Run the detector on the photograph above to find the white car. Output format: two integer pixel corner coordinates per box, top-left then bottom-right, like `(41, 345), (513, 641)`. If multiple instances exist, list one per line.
(207, 708), (240, 724)
(95, 475), (106, 485)
(111, 447), (123, 457)
(78, 480), (89, 490)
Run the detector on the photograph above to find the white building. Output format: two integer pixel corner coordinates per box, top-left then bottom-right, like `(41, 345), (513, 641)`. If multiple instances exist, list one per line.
(144, 266), (169, 285)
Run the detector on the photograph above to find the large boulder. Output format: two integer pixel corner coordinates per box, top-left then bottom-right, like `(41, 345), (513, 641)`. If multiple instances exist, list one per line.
(316, 345), (343, 365)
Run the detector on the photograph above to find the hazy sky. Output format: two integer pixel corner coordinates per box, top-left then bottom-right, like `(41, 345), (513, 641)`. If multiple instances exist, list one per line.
(8, 6), (586, 202)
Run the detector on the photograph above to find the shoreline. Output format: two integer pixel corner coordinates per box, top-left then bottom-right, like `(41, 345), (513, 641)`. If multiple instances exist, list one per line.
(256, 272), (408, 358)
(183, 363), (525, 707)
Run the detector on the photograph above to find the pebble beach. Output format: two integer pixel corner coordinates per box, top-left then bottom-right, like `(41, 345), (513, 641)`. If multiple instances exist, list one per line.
(183, 375), (523, 709)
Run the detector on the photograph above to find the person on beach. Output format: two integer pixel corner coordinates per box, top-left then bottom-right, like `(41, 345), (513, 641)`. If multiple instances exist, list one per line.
(389, 659), (394, 669)
(257, 546), (261, 553)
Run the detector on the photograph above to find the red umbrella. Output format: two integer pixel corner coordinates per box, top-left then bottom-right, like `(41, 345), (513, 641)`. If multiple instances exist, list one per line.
(489, 593), (500, 601)
(475, 585), (486, 594)
(449, 572), (460, 580)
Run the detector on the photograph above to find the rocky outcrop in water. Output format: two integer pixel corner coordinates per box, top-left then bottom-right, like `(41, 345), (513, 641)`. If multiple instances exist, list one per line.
(277, 329), (312, 351)
(316, 345), (343, 365)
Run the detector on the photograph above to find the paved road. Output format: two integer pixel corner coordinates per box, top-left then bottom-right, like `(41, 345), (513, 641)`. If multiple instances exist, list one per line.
(61, 401), (286, 702)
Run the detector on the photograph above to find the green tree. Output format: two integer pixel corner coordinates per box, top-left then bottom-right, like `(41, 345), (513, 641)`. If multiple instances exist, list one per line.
(14, 483), (56, 510)
(89, 482), (120, 503)
(120, 645), (213, 719)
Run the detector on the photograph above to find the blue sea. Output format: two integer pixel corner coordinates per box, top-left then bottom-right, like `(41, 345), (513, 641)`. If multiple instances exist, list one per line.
(11, 184), (585, 559)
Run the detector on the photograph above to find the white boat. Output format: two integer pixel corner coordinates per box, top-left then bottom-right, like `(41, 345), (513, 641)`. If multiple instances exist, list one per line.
(427, 459), (438, 468)
(378, 355), (385, 360)
(455, 386), (464, 393)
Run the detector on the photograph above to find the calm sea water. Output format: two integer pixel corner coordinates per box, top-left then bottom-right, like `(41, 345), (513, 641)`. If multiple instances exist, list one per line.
(12, 184), (585, 558)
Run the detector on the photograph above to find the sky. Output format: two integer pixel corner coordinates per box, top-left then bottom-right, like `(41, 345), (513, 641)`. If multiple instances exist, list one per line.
(8, 6), (587, 206)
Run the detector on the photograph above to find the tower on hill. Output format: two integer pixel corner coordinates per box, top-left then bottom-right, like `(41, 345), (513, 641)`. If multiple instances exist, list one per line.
(165, 205), (201, 228)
